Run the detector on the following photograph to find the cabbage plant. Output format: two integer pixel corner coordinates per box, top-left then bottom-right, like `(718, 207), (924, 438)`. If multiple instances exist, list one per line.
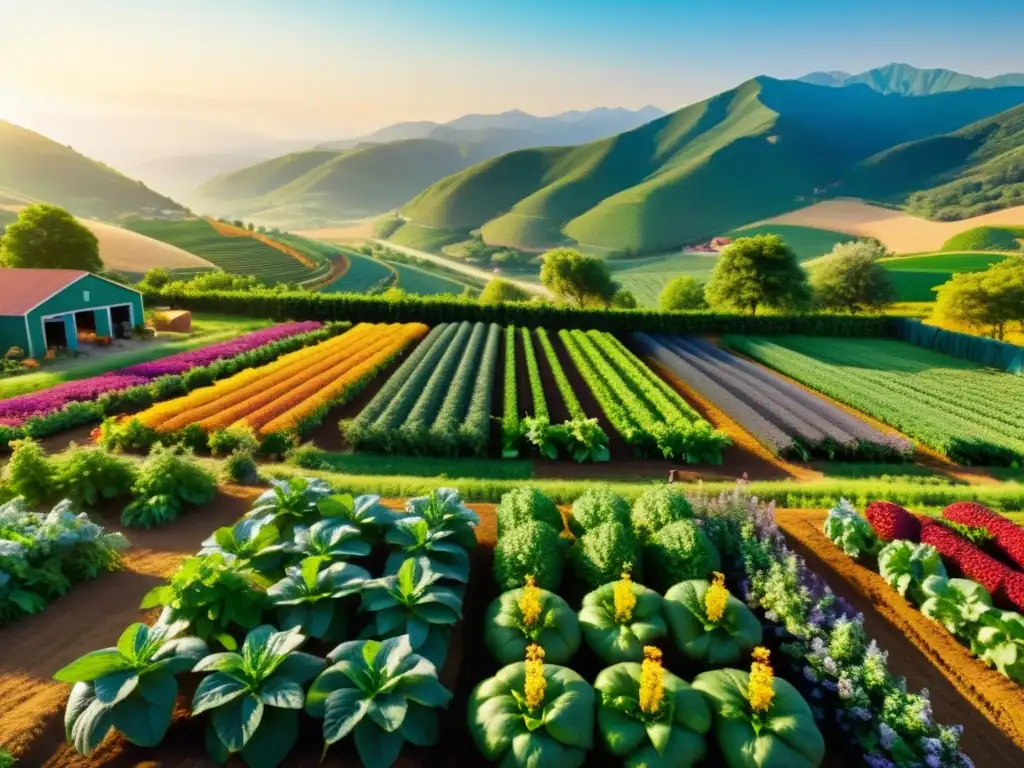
(306, 635), (453, 768)
(663, 577), (763, 666)
(401, 487), (479, 550)
(384, 518), (470, 582)
(316, 492), (392, 545)
(878, 540), (946, 602)
(246, 477), (332, 532)
(284, 517), (372, 563)
(267, 556), (370, 642)
(823, 498), (881, 559)
(192, 625), (325, 768)
(918, 575), (995, 636)
(973, 610), (1024, 683)
(360, 558), (462, 668)
(578, 575), (667, 663)
(55, 620), (208, 755)
(484, 582), (580, 664)
(594, 658), (710, 768)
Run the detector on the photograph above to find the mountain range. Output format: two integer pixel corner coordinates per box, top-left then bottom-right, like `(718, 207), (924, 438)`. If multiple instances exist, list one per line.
(799, 62), (1024, 96)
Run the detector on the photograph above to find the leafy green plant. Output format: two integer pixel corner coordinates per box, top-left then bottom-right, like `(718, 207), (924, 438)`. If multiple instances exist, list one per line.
(267, 556), (369, 642)
(400, 487), (479, 551)
(823, 498), (882, 559)
(523, 415), (567, 461)
(645, 520), (721, 592)
(361, 558), (462, 668)
(467, 651), (595, 768)
(191, 625), (325, 768)
(208, 425), (259, 457)
(918, 575), (995, 636)
(493, 520), (568, 591)
(54, 446), (136, 509)
(55, 620), (208, 755)
(563, 417), (611, 463)
(98, 416), (161, 453)
(496, 486), (563, 536)
(384, 519), (470, 583)
(141, 553), (270, 650)
(306, 635), (453, 768)
(315, 492), (392, 546)
(663, 577), (763, 666)
(121, 444), (216, 529)
(630, 486), (693, 543)
(569, 488), (631, 536)
(484, 581), (580, 665)
(973, 610), (1024, 683)
(940, 518), (996, 547)
(0, 747), (13, 768)
(2, 437), (54, 507)
(247, 477), (333, 533)
(878, 540), (947, 601)
(568, 521), (640, 590)
(199, 517), (283, 567)
(578, 575), (667, 663)
(286, 517), (373, 563)
(594, 657), (711, 768)
(224, 449), (260, 485)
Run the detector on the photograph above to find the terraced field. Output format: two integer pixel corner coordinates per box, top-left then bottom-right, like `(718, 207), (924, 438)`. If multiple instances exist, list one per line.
(608, 252), (720, 307)
(880, 251), (1011, 301)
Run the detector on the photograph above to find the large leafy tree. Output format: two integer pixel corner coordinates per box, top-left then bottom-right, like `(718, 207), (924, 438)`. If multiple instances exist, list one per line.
(539, 248), (617, 307)
(658, 276), (707, 311)
(704, 235), (810, 314)
(0, 203), (102, 271)
(934, 256), (1024, 339)
(810, 241), (895, 312)
(480, 277), (530, 305)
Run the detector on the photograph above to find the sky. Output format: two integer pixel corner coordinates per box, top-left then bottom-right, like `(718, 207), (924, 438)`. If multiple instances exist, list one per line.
(1, 0), (1023, 162)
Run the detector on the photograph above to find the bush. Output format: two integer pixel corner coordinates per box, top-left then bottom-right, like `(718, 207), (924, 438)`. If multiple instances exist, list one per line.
(493, 520), (568, 591)
(223, 449), (260, 485)
(2, 437), (54, 506)
(569, 488), (630, 536)
(645, 520), (720, 591)
(631, 486), (693, 542)
(568, 521), (641, 590)
(54, 445), (136, 508)
(496, 487), (563, 535)
(207, 425), (259, 457)
(121, 445), (216, 528)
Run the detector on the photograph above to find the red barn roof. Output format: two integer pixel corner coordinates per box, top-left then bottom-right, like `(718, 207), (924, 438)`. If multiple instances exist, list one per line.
(0, 269), (90, 315)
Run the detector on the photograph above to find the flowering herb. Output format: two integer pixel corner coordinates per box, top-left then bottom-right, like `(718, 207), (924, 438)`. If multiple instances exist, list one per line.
(613, 568), (637, 624)
(747, 647), (775, 732)
(704, 571), (728, 624)
(638, 645), (665, 716)
(518, 575), (542, 629)
(524, 644), (547, 714)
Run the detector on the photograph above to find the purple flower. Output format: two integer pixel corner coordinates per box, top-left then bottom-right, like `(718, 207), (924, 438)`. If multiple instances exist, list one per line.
(803, 666), (819, 682)
(851, 706), (872, 722)
(879, 723), (897, 750)
(864, 755), (897, 768)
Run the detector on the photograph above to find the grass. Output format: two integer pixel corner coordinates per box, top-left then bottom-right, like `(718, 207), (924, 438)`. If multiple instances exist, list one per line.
(296, 452), (534, 479)
(608, 252), (720, 307)
(390, 261), (472, 295)
(319, 247), (394, 293)
(388, 222), (467, 252)
(122, 219), (317, 285)
(879, 251), (1010, 301)
(0, 313), (270, 398)
(725, 224), (857, 261)
(941, 226), (1024, 253)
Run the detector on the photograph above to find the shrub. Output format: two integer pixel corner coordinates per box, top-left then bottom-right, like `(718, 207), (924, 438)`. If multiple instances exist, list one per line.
(645, 520), (720, 591)
(223, 449), (260, 485)
(494, 520), (568, 591)
(54, 445), (136, 508)
(569, 521), (640, 590)
(121, 444), (216, 528)
(877, 541), (946, 602)
(2, 437), (54, 506)
(631, 486), (693, 542)
(569, 488), (630, 536)
(208, 425), (259, 457)
(496, 487), (563, 535)
(865, 501), (921, 542)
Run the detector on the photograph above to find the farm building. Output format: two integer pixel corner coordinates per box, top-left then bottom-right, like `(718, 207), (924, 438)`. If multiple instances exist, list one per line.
(0, 269), (144, 358)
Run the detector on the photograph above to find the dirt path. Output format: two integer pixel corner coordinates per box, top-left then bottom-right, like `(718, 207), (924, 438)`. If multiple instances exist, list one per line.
(777, 509), (1024, 765)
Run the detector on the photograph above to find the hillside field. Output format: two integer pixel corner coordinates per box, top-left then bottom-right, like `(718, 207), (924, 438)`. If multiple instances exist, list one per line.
(725, 224), (857, 260)
(388, 221), (467, 252)
(390, 261), (472, 295)
(318, 247), (394, 293)
(942, 225), (1024, 252)
(879, 251), (1011, 301)
(608, 252), (720, 307)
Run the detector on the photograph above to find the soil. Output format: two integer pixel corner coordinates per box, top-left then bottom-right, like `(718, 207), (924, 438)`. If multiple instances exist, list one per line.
(777, 509), (1024, 765)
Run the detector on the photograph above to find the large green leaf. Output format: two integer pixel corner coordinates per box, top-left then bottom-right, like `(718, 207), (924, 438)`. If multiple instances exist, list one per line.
(400, 702), (440, 746)
(239, 707), (299, 768)
(663, 580), (762, 666)
(275, 650), (326, 685)
(108, 677), (175, 747)
(93, 669), (139, 707)
(54, 649), (133, 683)
(258, 677), (306, 709)
(367, 692), (408, 733)
(212, 692), (264, 752)
(306, 666), (360, 719)
(191, 672), (248, 716)
(116, 623), (150, 664)
(68, 690), (114, 755)
(597, 704), (647, 756)
(354, 719), (406, 768)
(323, 688), (370, 744)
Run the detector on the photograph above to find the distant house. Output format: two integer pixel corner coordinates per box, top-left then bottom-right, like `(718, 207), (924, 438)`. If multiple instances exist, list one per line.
(0, 269), (144, 358)
(709, 237), (733, 250)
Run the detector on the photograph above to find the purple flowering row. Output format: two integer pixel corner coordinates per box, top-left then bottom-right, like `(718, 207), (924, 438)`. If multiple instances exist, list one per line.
(0, 321), (321, 426)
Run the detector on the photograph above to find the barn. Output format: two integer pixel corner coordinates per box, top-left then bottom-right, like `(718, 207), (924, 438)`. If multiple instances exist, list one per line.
(0, 269), (145, 358)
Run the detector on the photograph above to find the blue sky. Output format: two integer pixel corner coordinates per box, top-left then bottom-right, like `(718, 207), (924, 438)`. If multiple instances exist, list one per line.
(1, 0), (1022, 157)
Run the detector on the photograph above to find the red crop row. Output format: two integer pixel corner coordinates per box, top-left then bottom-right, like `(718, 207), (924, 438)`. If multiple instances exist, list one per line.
(943, 502), (1024, 571)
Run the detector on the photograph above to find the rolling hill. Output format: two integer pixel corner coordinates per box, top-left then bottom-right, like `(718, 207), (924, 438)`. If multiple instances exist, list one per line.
(0, 121), (186, 220)
(400, 77), (1024, 254)
(798, 63), (1024, 96)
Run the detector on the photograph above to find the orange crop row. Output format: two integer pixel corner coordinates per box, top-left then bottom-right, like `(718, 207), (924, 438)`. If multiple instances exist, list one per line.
(257, 323), (428, 436)
(205, 217), (315, 269)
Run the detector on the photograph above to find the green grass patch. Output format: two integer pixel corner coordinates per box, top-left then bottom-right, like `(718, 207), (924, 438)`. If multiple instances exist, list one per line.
(390, 262), (472, 295)
(609, 252), (720, 307)
(879, 251), (1010, 301)
(296, 452), (534, 480)
(319, 248), (394, 293)
(388, 222), (466, 252)
(941, 226), (1024, 253)
(726, 224), (857, 262)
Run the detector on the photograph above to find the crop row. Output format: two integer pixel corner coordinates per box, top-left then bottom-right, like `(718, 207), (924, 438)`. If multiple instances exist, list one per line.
(728, 336), (1024, 465)
(560, 329), (728, 463)
(634, 334), (911, 461)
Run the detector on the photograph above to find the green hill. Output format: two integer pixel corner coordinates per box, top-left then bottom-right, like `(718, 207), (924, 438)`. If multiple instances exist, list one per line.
(841, 105), (1024, 219)
(879, 251), (1011, 301)
(0, 121), (185, 219)
(402, 78), (1024, 255)
(723, 224), (857, 261)
(941, 226), (1024, 252)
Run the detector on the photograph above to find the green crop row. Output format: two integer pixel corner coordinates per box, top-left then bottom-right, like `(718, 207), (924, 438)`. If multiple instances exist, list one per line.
(459, 323), (502, 457)
(501, 326), (521, 457)
(424, 322), (490, 453)
(521, 327), (548, 420)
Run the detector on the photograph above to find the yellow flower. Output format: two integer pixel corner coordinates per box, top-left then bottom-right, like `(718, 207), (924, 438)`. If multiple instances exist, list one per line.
(613, 569), (637, 624)
(518, 575), (542, 629)
(638, 645), (665, 715)
(524, 644), (546, 713)
(704, 571), (729, 624)
(747, 646), (775, 714)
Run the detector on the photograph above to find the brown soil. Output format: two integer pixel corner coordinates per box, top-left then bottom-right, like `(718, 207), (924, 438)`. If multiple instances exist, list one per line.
(777, 509), (1024, 765)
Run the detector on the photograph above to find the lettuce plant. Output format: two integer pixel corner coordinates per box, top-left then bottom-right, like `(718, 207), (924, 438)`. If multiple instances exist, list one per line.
(594, 652), (710, 768)
(55, 620), (208, 755)
(663, 575), (763, 666)
(384, 518), (470, 583)
(494, 520), (567, 591)
(360, 558), (462, 668)
(578, 573), (667, 663)
(315, 492), (392, 546)
(973, 610), (1024, 683)
(192, 625), (325, 768)
(564, 417), (610, 463)
(306, 635), (453, 768)
(285, 517), (372, 563)
(918, 575), (995, 636)
(400, 487), (479, 551)
(523, 415), (567, 461)
(878, 540), (947, 602)
(823, 498), (881, 559)
(467, 646), (594, 768)
(247, 477), (332, 533)
(267, 556), (370, 642)
(484, 578), (580, 665)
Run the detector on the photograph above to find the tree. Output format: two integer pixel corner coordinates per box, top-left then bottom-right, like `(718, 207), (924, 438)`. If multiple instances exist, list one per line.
(539, 248), (617, 307)
(139, 268), (170, 291)
(0, 204), (102, 272)
(480, 278), (531, 305)
(610, 288), (638, 309)
(704, 235), (810, 314)
(933, 257), (1024, 339)
(658, 276), (707, 311)
(810, 242), (895, 312)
